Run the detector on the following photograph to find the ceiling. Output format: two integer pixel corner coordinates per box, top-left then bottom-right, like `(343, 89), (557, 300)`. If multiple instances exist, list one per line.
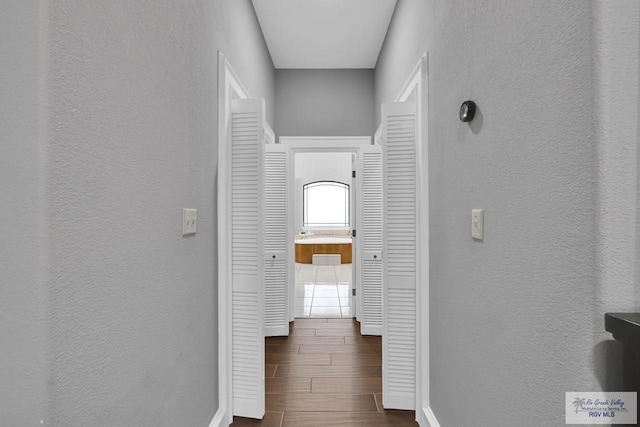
(251, 0), (397, 69)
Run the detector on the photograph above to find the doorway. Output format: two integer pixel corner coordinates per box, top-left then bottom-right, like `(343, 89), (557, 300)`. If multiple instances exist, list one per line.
(293, 151), (355, 319)
(218, 53), (429, 425)
(278, 136), (376, 327)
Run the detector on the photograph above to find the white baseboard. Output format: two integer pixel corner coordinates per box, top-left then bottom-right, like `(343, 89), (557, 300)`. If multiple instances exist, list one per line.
(419, 406), (441, 427)
(209, 408), (226, 427)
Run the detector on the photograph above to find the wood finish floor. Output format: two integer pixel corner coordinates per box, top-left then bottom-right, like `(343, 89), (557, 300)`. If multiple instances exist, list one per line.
(232, 318), (417, 427)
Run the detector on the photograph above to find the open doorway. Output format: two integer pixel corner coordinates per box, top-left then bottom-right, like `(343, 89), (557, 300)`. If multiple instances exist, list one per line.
(246, 137), (402, 427)
(278, 136), (378, 328)
(293, 152), (355, 319)
(219, 53), (428, 424)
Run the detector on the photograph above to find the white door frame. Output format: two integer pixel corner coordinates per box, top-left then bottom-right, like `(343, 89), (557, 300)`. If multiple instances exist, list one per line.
(391, 54), (434, 425)
(217, 51), (252, 426)
(279, 136), (371, 322)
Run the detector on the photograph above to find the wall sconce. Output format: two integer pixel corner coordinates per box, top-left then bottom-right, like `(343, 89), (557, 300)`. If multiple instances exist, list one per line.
(459, 100), (476, 122)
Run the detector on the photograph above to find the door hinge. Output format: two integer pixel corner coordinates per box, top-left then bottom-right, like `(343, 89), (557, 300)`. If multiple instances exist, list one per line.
(352, 170), (356, 178)
(352, 229), (356, 238)
(352, 288), (356, 296)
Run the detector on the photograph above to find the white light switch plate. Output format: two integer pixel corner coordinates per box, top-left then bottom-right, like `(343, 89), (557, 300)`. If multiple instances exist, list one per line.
(183, 208), (197, 235)
(472, 209), (484, 240)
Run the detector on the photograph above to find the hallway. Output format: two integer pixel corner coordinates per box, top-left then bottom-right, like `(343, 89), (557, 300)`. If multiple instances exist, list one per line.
(232, 318), (417, 426)
(6, 1), (640, 426)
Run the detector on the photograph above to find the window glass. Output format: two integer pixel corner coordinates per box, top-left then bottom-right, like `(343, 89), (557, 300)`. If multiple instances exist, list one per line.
(303, 181), (350, 227)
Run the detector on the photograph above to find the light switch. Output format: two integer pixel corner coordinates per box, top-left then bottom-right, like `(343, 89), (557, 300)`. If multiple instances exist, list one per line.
(471, 209), (483, 240)
(183, 208), (197, 235)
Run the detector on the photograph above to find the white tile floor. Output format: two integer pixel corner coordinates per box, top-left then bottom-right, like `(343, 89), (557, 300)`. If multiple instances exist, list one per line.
(295, 263), (353, 318)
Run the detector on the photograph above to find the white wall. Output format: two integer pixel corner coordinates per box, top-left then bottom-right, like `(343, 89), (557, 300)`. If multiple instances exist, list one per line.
(1, 1), (274, 425)
(276, 69), (375, 138)
(295, 153), (353, 230)
(376, 0), (639, 425)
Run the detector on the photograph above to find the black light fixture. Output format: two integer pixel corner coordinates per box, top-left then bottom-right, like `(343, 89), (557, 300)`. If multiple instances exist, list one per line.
(459, 100), (476, 122)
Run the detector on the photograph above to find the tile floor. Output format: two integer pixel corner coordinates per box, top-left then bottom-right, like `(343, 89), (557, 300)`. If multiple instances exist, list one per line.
(295, 263), (353, 318)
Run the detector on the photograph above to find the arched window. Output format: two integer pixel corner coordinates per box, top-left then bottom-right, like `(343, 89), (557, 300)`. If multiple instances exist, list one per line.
(303, 181), (350, 228)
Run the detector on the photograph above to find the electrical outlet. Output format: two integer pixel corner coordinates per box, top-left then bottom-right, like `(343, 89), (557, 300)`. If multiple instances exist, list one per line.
(183, 208), (197, 235)
(471, 209), (483, 240)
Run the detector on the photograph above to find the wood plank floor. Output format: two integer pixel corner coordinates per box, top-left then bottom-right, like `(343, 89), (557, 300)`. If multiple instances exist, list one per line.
(232, 318), (417, 427)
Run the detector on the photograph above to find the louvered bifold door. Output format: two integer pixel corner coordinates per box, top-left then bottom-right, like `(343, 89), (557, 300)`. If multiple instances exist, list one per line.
(382, 101), (417, 410)
(264, 144), (290, 337)
(359, 144), (383, 336)
(231, 98), (265, 419)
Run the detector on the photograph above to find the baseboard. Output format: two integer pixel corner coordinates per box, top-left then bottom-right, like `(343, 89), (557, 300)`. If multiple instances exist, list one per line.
(209, 407), (226, 427)
(419, 406), (441, 427)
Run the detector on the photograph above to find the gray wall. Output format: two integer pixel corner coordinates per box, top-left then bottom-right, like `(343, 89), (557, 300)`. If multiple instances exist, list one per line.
(1, 1), (274, 425)
(276, 69), (375, 138)
(376, 0), (639, 425)
(0, 2), (49, 424)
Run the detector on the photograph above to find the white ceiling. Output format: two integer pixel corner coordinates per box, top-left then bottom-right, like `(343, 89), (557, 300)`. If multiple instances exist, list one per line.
(251, 0), (397, 69)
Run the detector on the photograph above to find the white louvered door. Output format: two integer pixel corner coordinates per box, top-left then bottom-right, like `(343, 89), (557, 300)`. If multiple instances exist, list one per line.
(264, 143), (290, 337)
(382, 101), (417, 410)
(359, 144), (383, 336)
(231, 98), (265, 419)
(352, 154), (359, 321)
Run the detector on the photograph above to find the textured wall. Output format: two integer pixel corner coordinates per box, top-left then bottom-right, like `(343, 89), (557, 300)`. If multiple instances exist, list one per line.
(48, 3), (220, 424)
(592, 0), (640, 393)
(46, 1), (273, 425)
(593, 0), (640, 318)
(227, 0), (276, 126)
(276, 69), (375, 138)
(0, 1), (49, 425)
(0, 0), (273, 425)
(374, 0), (428, 125)
(376, 0), (639, 425)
